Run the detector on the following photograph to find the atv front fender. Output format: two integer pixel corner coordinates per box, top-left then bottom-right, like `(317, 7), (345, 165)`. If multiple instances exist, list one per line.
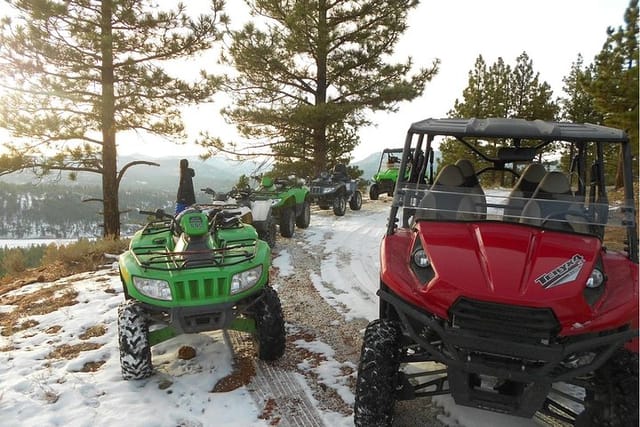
(251, 200), (273, 222)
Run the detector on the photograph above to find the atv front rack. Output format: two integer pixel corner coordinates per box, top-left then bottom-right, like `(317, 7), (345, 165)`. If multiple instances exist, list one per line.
(130, 241), (258, 271)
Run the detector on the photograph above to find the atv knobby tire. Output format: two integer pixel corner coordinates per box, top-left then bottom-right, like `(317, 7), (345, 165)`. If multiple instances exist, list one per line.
(279, 207), (296, 238)
(259, 217), (277, 248)
(350, 190), (363, 211)
(576, 350), (639, 427)
(354, 319), (402, 427)
(117, 300), (153, 380)
(333, 194), (347, 216)
(296, 200), (311, 229)
(253, 286), (286, 361)
(369, 184), (379, 201)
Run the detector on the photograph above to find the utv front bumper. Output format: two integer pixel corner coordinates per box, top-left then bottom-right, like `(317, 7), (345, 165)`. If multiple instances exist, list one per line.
(379, 288), (638, 417)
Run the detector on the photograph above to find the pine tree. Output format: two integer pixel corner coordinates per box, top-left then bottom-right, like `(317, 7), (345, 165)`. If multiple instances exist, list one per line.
(0, 0), (225, 237)
(450, 52), (557, 122)
(588, 0), (638, 187)
(201, 0), (439, 178)
(558, 55), (608, 174)
(445, 52), (558, 185)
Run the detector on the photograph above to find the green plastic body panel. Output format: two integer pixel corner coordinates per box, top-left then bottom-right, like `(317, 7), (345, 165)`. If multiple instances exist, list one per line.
(118, 220), (270, 309)
(373, 168), (401, 183)
(179, 211), (209, 236)
(253, 177), (309, 211)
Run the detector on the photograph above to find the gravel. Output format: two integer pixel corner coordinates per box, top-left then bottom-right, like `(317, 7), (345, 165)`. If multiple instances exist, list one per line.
(268, 224), (450, 426)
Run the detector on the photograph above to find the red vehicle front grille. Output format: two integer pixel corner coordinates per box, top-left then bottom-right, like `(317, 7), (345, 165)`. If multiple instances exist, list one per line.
(449, 297), (560, 342)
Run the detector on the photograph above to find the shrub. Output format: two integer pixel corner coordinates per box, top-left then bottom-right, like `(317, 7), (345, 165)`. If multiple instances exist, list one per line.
(1, 248), (27, 275)
(41, 238), (129, 271)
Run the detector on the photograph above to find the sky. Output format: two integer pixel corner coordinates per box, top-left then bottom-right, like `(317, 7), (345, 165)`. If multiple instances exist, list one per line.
(118, 0), (632, 161)
(1, 194), (554, 427)
(0, 0), (632, 163)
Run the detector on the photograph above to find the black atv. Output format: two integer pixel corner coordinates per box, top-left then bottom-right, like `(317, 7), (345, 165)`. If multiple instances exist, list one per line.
(309, 164), (362, 216)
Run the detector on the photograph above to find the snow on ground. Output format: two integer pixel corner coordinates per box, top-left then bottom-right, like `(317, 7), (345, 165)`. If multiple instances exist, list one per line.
(1, 194), (545, 426)
(0, 271), (265, 427)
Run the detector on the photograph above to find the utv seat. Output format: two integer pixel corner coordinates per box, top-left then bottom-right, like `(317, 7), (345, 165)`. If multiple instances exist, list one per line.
(455, 159), (486, 219)
(520, 171), (589, 233)
(415, 164), (476, 221)
(504, 163), (546, 221)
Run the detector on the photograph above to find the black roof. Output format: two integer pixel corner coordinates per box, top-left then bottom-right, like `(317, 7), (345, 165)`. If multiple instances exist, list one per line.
(408, 118), (629, 143)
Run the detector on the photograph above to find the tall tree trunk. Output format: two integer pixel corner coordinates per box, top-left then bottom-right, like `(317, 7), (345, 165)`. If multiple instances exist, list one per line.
(614, 146), (624, 189)
(313, 0), (328, 176)
(101, 0), (119, 238)
(312, 128), (327, 176)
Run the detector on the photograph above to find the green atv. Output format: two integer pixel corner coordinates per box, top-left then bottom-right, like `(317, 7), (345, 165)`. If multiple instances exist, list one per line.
(117, 206), (285, 380)
(252, 175), (311, 238)
(369, 148), (429, 200)
(369, 148), (402, 200)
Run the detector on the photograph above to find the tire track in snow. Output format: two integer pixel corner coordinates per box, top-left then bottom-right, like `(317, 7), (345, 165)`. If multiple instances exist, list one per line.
(303, 200), (389, 322)
(226, 331), (325, 427)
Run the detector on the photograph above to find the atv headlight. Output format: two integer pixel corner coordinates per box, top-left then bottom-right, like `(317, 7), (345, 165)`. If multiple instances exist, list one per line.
(322, 187), (334, 194)
(132, 277), (172, 301)
(585, 268), (605, 288)
(412, 249), (431, 268)
(270, 198), (282, 206)
(231, 265), (263, 295)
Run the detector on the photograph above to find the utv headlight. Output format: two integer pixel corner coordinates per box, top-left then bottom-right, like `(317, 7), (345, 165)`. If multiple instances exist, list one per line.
(412, 249), (431, 268)
(586, 268), (605, 288)
(132, 277), (172, 301)
(231, 265), (263, 295)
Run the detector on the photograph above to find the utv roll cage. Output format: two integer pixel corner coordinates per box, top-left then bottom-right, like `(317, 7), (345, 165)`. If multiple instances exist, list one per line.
(389, 118), (638, 262)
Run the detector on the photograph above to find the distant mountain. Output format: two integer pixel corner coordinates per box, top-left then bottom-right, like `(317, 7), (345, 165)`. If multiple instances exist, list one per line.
(353, 152), (382, 181)
(1, 155), (265, 199)
(1, 150), (440, 197)
(117, 155), (264, 197)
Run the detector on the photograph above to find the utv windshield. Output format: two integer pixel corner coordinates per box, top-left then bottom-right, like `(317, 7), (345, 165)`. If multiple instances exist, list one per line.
(388, 118), (638, 258)
(396, 184), (632, 237)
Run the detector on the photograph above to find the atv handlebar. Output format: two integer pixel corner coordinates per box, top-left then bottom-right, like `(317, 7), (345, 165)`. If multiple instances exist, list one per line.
(201, 187), (216, 196)
(138, 208), (175, 220)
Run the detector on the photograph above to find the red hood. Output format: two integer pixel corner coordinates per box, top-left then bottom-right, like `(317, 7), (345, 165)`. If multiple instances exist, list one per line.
(410, 222), (602, 327)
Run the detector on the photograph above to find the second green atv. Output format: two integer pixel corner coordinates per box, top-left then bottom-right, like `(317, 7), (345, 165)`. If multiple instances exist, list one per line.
(252, 175), (311, 238)
(117, 206), (285, 380)
(368, 148), (405, 200)
(369, 148), (431, 200)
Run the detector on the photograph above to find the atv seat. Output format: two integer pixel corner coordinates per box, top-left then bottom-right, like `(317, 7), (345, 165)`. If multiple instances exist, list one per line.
(520, 171), (589, 233)
(455, 159), (486, 218)
(415, 164), (477, 221)
(504, 163), (546, 221)
(181, 235), (215, 267)
(332, 164), (349, 181)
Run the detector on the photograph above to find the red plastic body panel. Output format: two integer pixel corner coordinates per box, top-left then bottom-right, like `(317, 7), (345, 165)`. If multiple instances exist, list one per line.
(380, 222), (639, 339)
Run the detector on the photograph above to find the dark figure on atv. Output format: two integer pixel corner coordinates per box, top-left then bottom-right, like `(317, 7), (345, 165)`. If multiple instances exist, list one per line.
(176, 158), (196, 214)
